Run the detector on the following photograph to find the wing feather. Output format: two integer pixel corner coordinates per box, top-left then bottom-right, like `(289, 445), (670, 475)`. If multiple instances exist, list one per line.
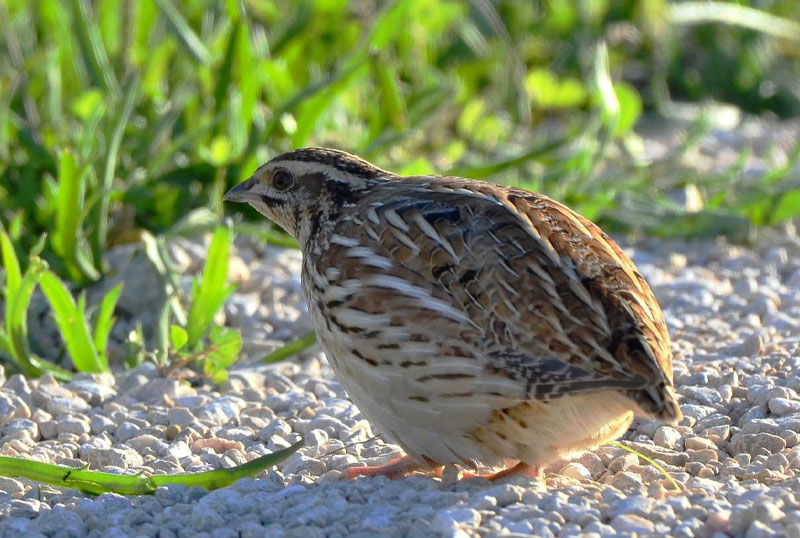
(321, 177), (678, 419)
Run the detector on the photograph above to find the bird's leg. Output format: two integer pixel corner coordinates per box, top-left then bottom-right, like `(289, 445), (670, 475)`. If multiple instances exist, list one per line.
(462, 461), (542, 481)
(343, 455), (442, 480)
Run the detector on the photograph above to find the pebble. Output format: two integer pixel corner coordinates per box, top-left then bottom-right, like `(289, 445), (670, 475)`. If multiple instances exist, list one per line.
(611, 514), (655, 534)
(574, 452), (606, 479)
(432, 508), (481, 533)
(0, 393), (31, 425)
(654, 426), (684, 450)
(559, 462), (592, 481)
(730, 433), (787, 457)
(768, 398), (800, 416)
(85, 447), (145, 469)
(609, 471), (643, 490)
(608, 453), (638, 473)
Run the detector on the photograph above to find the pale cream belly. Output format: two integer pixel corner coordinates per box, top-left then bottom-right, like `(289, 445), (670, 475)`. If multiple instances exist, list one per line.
(316, 321), (637, 469)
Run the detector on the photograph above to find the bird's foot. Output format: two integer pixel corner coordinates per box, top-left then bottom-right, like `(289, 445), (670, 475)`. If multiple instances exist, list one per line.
(461, 461), (542, 481)
(343, 455), (442, 480)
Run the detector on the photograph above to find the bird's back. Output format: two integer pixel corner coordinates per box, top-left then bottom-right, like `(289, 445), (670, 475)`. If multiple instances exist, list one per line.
(311, 174), (680, 424)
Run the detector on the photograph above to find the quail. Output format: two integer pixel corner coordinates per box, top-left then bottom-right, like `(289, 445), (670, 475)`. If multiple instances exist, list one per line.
(224, 147), (682, 480)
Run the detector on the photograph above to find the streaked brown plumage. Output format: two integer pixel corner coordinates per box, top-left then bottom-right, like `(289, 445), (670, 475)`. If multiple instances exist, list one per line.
(224, 147), (681, 480)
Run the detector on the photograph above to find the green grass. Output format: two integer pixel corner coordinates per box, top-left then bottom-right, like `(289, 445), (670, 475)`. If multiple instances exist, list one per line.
(0, 438), (302, 495)
(1, 0), (799, 376)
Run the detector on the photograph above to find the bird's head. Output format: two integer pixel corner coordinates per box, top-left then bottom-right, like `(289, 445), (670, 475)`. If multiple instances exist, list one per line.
(224, 147), (393, 245)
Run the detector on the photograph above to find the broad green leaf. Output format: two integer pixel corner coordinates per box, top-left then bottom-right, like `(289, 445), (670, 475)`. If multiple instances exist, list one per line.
(525, 69), (587, 110)
(770, 190), (800, 225)
(199, 136), (232, 166)
(170, 325), (188, 352)
(614, 83), (643, 135)
(70, 90), (106, 121)
(204, 325), (242, 383)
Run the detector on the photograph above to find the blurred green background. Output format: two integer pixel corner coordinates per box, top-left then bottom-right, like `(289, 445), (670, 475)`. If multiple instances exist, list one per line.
(1, 0), (800, 286)
(1, 0), (800, 378)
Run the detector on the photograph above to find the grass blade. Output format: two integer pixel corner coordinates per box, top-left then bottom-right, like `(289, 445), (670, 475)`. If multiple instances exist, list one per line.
(1, 231), (48, 377)
(668, 2), (800, 42)
(611, 441), (682, 492)
(186, 225), (235, 348)
(39, 271), (106, 373)
(155, 0), (212, 65)
(0, 438), (302, 495)
(52, 150), (85, 282)
(69, 0), (120, 97)
(93, 282), (123, 359)
(446, 136), (567, 179)
(0, 229), (22, 301)
(261, 332), (317, 364)
(5, 257), (48, 377)
(93, 74), (140, 269)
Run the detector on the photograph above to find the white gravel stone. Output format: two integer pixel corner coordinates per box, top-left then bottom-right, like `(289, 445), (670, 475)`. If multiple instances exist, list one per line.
(768, 397), (800, 416)
(559, 462), (592, 481)
(730, 433), (787, 456)
(85, 447), (145, 469)
(654, 425), (684, 450)
(611, 513), (655, 533)
(432, 508), (481, 533)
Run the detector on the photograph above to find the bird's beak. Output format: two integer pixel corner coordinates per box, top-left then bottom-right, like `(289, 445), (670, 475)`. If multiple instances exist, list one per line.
(223, 177), (257, 203)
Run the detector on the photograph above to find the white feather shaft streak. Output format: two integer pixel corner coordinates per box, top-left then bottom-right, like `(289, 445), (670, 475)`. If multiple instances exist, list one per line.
(365, 275), (474, 325)
(334, 308), (391, 329)
(345, 246), (393, 269)
(384, 208), (409, 232)
(330, 234), (360, 247)
(412, 213), (458, 260)
(389, 228), (420, 252)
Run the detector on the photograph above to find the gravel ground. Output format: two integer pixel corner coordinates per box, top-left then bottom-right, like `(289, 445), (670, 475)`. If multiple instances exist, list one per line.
(1, 119), (800, 537)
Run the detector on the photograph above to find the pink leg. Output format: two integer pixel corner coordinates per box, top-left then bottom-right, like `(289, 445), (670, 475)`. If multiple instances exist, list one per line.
(343, 455), (442, 480)
(462, 461), (542, 481)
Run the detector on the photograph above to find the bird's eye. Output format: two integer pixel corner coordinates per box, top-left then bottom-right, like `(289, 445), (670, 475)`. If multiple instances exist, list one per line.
(272, 169), (294, 191)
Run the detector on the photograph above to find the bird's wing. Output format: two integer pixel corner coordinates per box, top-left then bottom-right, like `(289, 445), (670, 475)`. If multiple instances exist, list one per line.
(321, 177), (676, 418)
